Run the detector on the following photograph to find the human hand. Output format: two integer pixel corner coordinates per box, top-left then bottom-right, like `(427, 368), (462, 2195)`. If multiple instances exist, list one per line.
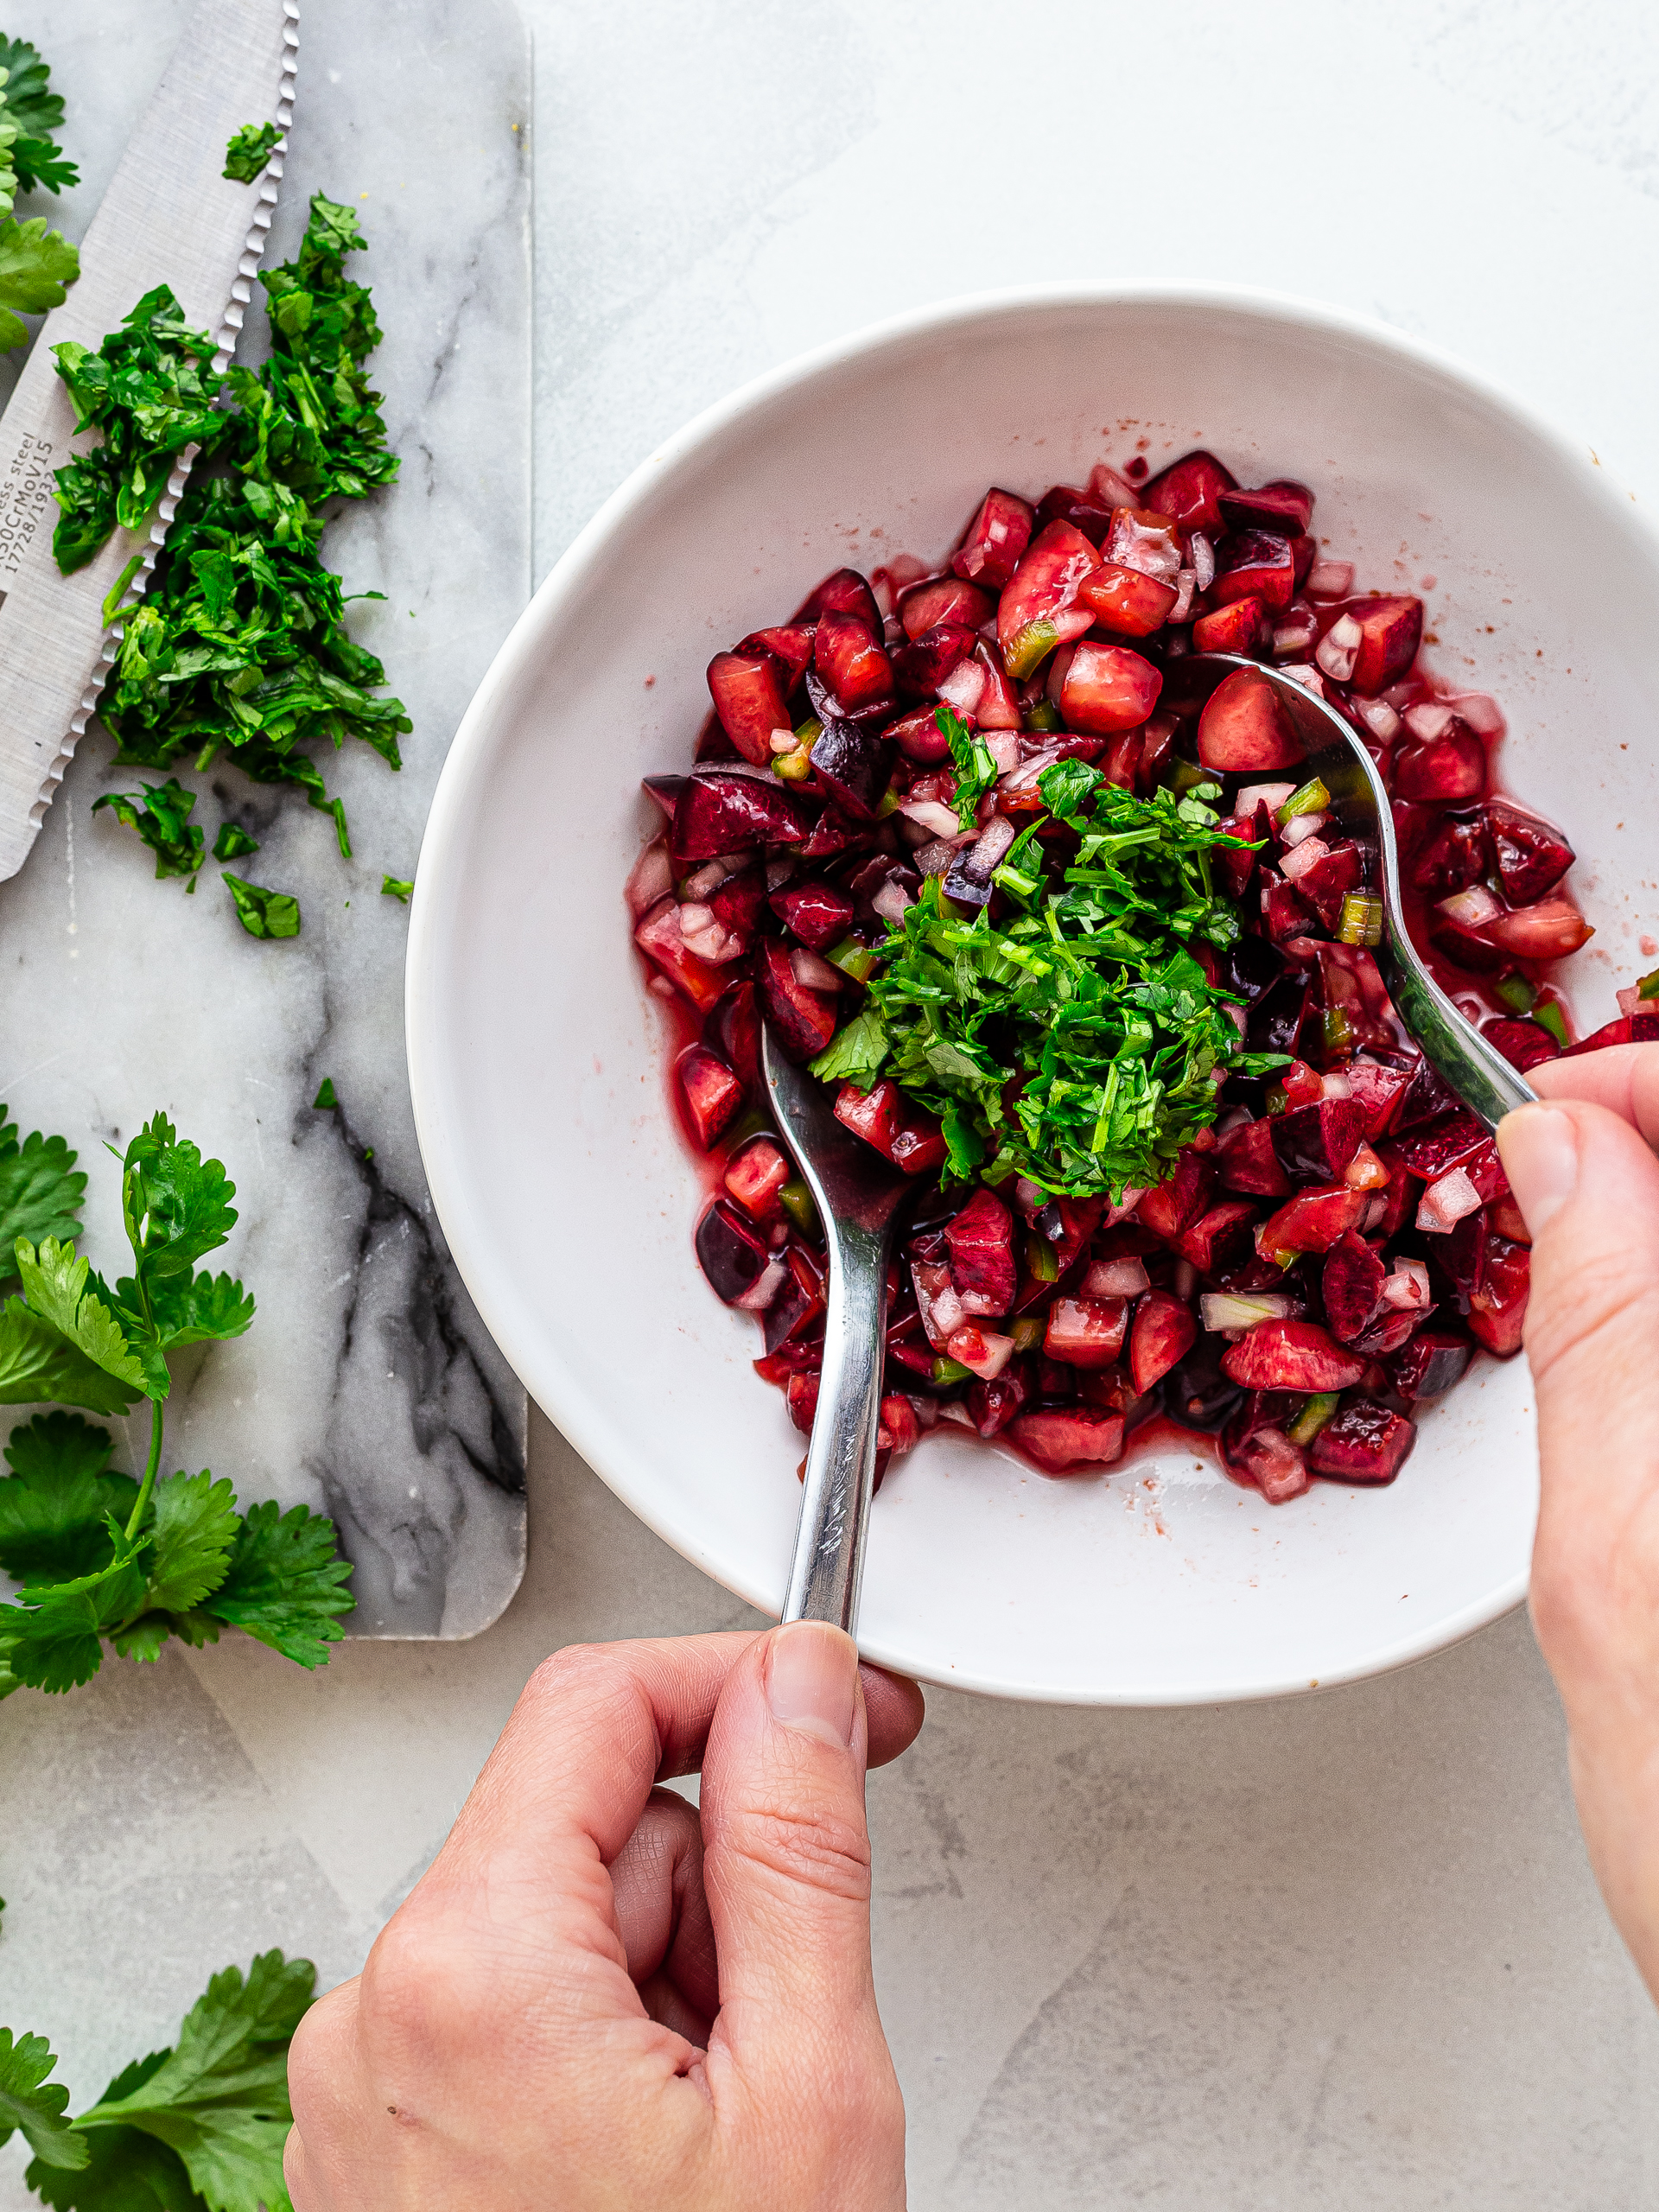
(283, 1625), (925, 2211)
(1498, 1046), (1659, 1995)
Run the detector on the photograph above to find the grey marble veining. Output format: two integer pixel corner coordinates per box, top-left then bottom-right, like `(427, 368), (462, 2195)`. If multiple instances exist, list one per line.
(0, 0), (531, 1636)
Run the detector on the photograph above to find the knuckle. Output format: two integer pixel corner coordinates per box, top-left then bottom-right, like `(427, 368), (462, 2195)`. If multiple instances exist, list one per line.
(728, 1796), (873, 1904)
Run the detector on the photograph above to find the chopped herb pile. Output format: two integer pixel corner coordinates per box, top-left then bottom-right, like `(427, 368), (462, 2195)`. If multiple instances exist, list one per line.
(91, 778), (204, 880)
(810, 756), (1287, 1198)
(0, 1108), (353, 1697)
(0, 35), (77, 203)
(49, 194), (409, 922)
(223, 118), (280, 181)
(2, 1949), (314, 2212)
(938, 703), (997, 831)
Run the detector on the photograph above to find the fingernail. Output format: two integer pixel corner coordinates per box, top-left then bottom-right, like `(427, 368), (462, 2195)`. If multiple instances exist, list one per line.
(1497, 1103), (1580, 1235)
(766, 1622), (858, 1747)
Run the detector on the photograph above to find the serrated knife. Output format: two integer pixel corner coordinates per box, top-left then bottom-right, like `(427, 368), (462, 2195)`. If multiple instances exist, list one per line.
(0, 0), (300, 881)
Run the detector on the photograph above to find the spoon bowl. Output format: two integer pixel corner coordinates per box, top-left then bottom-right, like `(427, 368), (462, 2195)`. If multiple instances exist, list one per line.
(1172, 653), (1538, 1130)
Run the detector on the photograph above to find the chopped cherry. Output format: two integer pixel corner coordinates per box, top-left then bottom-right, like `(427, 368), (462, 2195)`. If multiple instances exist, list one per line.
(1389, 1328), (1473, 1400)
(809, 719), (894, 821)
(1466, 1236), (1529, 1357)
(1485, 1017), (1560, 1073)
(695, 1200), (773, 1304)
(671, 772), (813, 864)
(1129, 1290), (1198, 1395)
(1217, 480), (1314, 536)
(1192, 595), (1269, 654)
(1256, 1185), (1370, 1260)
(1487, 800), (1574, 904)
(1218, 1118), (1292, 1197)
(1221, 1319), (1367, 1392)
(945, 1187), (1018, 1315)
(1059, 642), (1164, 733)
(1008, 1408), (1126, 1474)
(1141, 448), (1237, 532)
(1344, 596), (1423, 693)
(770, 878), (855, 950)
(814, 611), (894, 713)
(1134, 1152), (1216, 1241)
(1308, 1400), (1416, 1484)
(899, 576), (994, 639)
(1322, 1230), (1388, 1342)
(707, 648), (792, 766)
(1392, 717), (1486, 803)
(1210, 530), (1299, 612)
(997, 520), (1101, 669)
(755, 940), (837, 1059)
(1045, 1296), (1131, 1368)
(1484, 899), (1593, 961)
(1076, 561), (1179, 636)
(796, 566), (882, 631)
(677, 1044), (744, 1149)
(737, 623), (817, 687)
(952, 488), (1036, 588)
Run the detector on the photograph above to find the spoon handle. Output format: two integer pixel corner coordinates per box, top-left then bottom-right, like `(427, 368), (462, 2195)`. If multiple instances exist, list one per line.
(1383, 934), (1539, 1129)
(781, 1216), (890, 1629)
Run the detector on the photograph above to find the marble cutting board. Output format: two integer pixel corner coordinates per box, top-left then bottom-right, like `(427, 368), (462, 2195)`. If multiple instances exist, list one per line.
(0, 0), (531, 1637)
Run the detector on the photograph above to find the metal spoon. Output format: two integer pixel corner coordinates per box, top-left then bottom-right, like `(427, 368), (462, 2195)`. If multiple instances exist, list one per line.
(761, 1021), (908, 1631)
(1173, 653), (1538, 1132)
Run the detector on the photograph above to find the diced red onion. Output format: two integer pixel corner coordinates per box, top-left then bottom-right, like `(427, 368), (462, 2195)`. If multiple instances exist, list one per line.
(648, 975), (677, 1000)
(986, 732), (1021, 776)
(1418, 1166), (1482, 1232)
(910, 1394), (940, 1430)
(1320, 1071), (1354, 1099)
(1449, 690), (1504, 737)
(915, 836), (968, 877)
(624, 840), (674, 918)
(871, 879), (913, 926)
(683, 855), (739, 899)
(1357, 697), (1401, 741)
(768, 726), (798, 754)
(937, 1400), (976, 1428)
(1089, 461), (1139, 509)
(1281, 811), (1328, 849)
(1279, 835), (1331, 884)
(900, 798), (964, 840)
(1314, 611), (1362, 682)
(998, 743), (1065, 796)
(969, 815), (1018, 875)
(1103, 1187), (1145, 1225)
(1276, 664), (1326, 696)
(734, 1258), (787, 1312)
(1403, 700), (1458, 742)
(791, 946), (842, 992)
(1199, 1290), (1297, 1333)
(1274, 616), (1317, 658)
(1618, 984), (1647, 1018)
(1437, 884), (1503, 928)
(937, 657), (988, 716)
(1237, 781), (1296, 817)
(1381, 1256), (1433, 1309)
(1167, 570), (1196, 623)
(1190, 531), (1216, 590)
(765, 855), (798, 890)
(1306, 560), (1355, 598)
(1083, 1256), (1151, 1298)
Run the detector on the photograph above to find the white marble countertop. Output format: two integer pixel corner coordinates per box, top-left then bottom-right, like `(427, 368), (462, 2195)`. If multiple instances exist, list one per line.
(7, 0), (1659, 2204)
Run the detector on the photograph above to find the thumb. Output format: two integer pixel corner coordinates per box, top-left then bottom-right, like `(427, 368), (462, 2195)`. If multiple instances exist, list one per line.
(696, 1622), (890, 2086)
(1497, 1097), (1659, 1686)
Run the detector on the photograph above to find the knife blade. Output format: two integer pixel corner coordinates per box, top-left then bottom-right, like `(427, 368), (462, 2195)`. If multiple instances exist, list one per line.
(0, 0), (300, 882)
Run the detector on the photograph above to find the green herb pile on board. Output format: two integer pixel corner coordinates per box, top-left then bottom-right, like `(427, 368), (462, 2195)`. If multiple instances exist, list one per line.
(47, 193), (409, 936)
(0, 35), (79, 348)
(0, 1949), (314, 2212)
(810, 738), (1288, 1200)
(0, 1103), (354, 1696)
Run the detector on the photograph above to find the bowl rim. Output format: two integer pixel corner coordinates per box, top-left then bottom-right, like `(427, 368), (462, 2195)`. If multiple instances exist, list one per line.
(406, 279), (1640, 1703)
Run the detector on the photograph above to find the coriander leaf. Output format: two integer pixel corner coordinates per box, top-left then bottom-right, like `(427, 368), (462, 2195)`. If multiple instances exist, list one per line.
(808, 1007), (888, 1086)
(0, 37), (79, 196)
(0, 1300), (143, 1415)
(14, 1239), (150, 1398)
(311, 1078), (337, 1110)
(936, 705), (996, 831)
(203, 1501), (354, 1667)
(1037, 756), (1103, 823)
(0, 1103), (86, 1291)
(29, 2120), (204, 2212)
(0, 1414), (137, 1585)
(121, 1115), (238, 1283)
(134, 1270), (255, 1351)
(0, 1548), (149, 1694)
(0, 2027), (87, 2170)
(0, 214), (78, 350)
(221, 123), (278, 183)
(92, 781), (204, 881)
(222, 874), (300, 940)
(76, 1952), (315, 2212)
(210, 823), (257, 861)
(380, 874), (412, 903)
(138, 1471), (238, 1617)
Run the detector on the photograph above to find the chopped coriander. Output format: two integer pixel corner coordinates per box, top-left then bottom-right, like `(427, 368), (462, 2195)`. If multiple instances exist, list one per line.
(223, 118), (280, 181)
(312, 1077), (338, 1110)
(809, 764), (1284, 1200)
(223, 874), (301, 940)
(0, 1103), (86, 1292)
(380, 874), (414, 903)
(213, 821), (260, 861)
(936, 704), (996, 830)
(92, 779), (204, 880)
(50, 287), (221, 571)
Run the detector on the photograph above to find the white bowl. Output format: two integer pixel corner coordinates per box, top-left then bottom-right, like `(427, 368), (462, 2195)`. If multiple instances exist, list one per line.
(407, 284), (1658, 1704)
